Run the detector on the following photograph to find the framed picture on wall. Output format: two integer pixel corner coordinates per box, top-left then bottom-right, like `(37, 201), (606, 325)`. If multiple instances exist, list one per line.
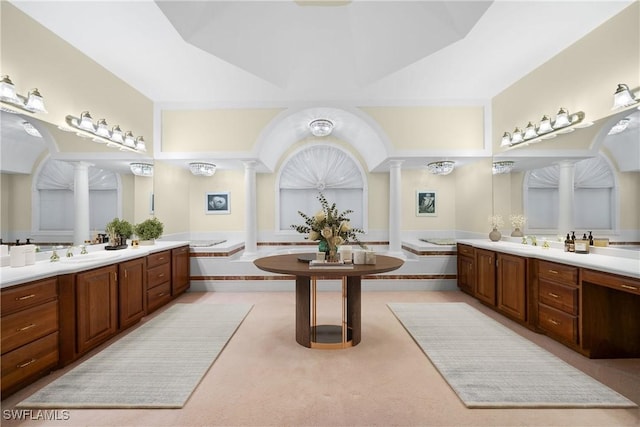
(416, 190), (437, 216)
(206, 192), (230, 214)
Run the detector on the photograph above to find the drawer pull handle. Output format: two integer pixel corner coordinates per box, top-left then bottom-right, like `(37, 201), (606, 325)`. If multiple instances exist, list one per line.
(16, 294), (36, 301)
(157, 292), (166, 297)
(17, 358), (37, 369)
(548, 319), (560, 326)
(158, 273), (165, 278)
(158, 257), (165, 262)
(621, 284), (638, 291)
(547, 292), (560, 299)
(548, 269), (558, 274)
(17, 323), (36, 332)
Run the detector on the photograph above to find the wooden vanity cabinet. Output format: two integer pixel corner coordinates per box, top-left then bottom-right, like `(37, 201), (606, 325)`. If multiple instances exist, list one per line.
(496, 253), (527, 322)
(456, 244), (475, 295)
(1, 278), (59, 398)
(171, 245), (190, 296)
(475, 248), (496, 306)
(119, 257), (146, 330)
(146, 250), (172, 313)
(536, 260), (579, 346)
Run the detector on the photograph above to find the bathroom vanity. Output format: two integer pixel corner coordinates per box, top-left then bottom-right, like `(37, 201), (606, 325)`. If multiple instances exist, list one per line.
(0, 242), (190, 398)
(457, 240), (640, 359)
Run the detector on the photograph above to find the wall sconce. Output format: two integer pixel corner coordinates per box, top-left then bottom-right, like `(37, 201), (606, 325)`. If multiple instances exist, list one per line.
(492, 161), (515, 175)
(130, 163), (153, 177)
(612, 83), (639, 109)
(427, 161), (455, 175)
(189, 162), (216, 176)
(0, 75), (47, 114)
(500, 107), (591, 148)
(309, 119), (334, 137)
(65, 111), (146, 153)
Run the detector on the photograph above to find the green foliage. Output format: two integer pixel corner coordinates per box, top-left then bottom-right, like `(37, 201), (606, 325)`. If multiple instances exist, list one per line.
(105, 217), (134, 239)
(134, 217), (164, 240)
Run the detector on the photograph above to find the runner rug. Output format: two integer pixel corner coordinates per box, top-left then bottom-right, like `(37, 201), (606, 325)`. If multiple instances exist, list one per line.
(387, 302), (636, 408)
(18, 303), (253, 408)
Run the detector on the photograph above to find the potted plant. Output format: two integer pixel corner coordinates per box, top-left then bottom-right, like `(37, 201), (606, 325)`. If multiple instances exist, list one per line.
(105, 217), (133, 248)
(134, 217), (164, 245)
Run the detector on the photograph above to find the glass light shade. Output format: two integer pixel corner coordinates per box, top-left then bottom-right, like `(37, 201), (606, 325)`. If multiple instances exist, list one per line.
(189, 162), (216, 176)
(0, 75), (20, 104)
(523, 121), (538, 140)
(492, 161), (515, 175)
(309, 119), (334, 137)
(427, 161), (455, 175)
(135, 136), (146, 152)
(123, 131), (136, 148)
(612, 83), (637, 109)
(22, 121), (42, 138)
(553, 108), (571, 128)
(511, 127), (524, 144)
(538, 115), (553, 134)
(24, 89), (46, 113)
(110, 125), (124, 143)
(500, 132), (511, 147)
(95, 119), (111, 137)
(130, 163), (153, 177)
(78, 111), (95, 131)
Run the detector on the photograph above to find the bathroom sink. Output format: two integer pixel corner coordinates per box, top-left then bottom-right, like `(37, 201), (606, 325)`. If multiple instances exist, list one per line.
(58, 251), (122, 264)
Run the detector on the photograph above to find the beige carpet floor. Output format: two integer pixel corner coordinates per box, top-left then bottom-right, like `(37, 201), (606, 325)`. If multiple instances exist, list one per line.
(2, 290), (639, 427)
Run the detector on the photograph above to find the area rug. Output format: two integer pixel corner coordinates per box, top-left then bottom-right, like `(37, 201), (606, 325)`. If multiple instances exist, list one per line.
(387, 302), (637, 408)
(18, 303), (253, 408)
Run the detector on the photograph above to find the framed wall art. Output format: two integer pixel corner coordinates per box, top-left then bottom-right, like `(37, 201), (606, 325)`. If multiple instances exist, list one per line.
(416, 190), (437, 216)
(206, 191), (230, 214)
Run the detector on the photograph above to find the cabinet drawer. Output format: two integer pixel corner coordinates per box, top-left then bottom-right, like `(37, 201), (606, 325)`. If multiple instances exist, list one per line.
(147, 263), (170, 289)
(582, 269), (640, 296)
(457, 244), (474, 257)
(538, 304), (578, 344)
(147, 282), (171, 313)
(539, 280), (578, 315)
(1, 332), (58, 395)
(147, 250), (170, 269)
(1, 301), (58, 354)
(1, 278), (57, 315)
(538, 261), (577, 286)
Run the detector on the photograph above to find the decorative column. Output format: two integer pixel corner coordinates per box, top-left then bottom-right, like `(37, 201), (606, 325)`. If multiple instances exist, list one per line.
(243, 161), (258, 256)
(388, 160), (404, 257)
(73, 161), (92, 245)
(557, 161), (575, 234)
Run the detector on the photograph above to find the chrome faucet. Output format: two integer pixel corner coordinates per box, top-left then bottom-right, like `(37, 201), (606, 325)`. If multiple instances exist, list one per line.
(66, 246), (74, 257)
(527, 235), (537, 246)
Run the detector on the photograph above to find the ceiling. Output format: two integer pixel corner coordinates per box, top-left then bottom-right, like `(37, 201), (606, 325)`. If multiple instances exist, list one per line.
(3, 0), (636, 175)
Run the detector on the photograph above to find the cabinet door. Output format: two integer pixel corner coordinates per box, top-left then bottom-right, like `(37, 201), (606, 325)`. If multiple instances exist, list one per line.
(171, 246), (190, 296)
(119, 258), (146, 329)
(497, 253), (526, 321)
(457, 255), (475, 295)
(76, 265), (118, 354)
(475, 249), (496, 306)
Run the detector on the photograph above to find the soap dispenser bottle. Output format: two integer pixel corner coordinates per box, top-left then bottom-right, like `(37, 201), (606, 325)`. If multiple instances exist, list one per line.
(588, 231), (594, 246)
(569, 231), (576, 252)
(564, 233), (570, 252)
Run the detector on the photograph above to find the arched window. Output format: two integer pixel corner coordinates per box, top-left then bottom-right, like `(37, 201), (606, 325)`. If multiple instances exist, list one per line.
(277, 144), (367, 231)
(34, 159), (120, 236)
(524, 155), (616, 232)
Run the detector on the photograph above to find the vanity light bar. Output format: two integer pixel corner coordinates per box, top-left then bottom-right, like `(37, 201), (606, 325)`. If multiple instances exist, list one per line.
(500, 108), (592, 149)
(0, 75), (47, 115)
(65, 111), (146, 153)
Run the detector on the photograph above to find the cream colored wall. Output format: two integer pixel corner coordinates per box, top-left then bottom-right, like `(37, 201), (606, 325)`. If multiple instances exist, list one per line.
(361, 106), (484, 151)
(454, 159), (494, 233)
(188, 170), (246, 232)
(0, 173), (32, 236)
(492, 2), (639, 153)
(153, 161), (189, 236)
(402, 170), (457, 230)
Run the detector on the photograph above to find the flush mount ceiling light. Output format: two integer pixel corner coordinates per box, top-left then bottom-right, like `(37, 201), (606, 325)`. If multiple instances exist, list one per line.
(500, 107), (592, 149)
(612, 83), (639, 110)
(130, 163), (153, 177)
(427, 161), (455, 175)
(189, 162), (216, 176)
(65, 111), (146, 153)
(22, 121), (42, 138)
(607, 118), (631, 136)
(0, 75), (47, 114)
(309, 119), (334, 137)
(492, 161), (515, 175)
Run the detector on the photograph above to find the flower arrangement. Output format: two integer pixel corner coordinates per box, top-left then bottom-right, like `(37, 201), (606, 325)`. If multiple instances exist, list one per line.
(291, 193), (365, 260)
(510, 214), (526, 229)
(488, 214), (504, 230)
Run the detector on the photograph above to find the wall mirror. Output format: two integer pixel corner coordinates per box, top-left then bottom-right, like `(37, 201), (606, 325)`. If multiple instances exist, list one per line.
(492, 108), (639, 240)
(0, 110), (150, 248)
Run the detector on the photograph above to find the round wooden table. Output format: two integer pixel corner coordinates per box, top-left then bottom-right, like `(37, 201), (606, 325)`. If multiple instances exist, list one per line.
(254, 253), (404, 349)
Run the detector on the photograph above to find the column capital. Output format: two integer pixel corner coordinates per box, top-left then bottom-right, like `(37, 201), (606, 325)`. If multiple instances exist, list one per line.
(389, 160), (404, 169)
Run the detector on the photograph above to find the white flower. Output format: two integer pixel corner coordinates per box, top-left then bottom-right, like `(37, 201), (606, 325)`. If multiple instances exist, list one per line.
(510, 214), (526, 228)
(488, 214), (504, 228)
(314, 211), (325, 222)
(339, 221), (351, 233)
(321, 226), (333, 239)
(309, 230), (320, 241)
